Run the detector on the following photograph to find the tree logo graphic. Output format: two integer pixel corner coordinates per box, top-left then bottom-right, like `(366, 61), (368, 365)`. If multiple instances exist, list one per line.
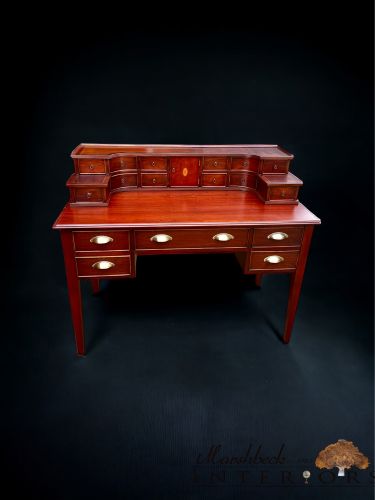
(315, 439), (369, 477)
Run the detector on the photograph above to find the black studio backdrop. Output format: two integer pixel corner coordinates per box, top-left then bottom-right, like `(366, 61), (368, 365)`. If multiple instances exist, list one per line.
(4, 5), (374, 500)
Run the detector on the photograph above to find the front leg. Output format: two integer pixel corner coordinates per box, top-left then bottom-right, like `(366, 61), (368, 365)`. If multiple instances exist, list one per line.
(283, 226), (314, 343)
(60, 230), (85, 356)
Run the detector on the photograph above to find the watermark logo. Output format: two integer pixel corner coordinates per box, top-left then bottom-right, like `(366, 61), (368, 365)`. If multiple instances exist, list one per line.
(315, 439), (369, 477)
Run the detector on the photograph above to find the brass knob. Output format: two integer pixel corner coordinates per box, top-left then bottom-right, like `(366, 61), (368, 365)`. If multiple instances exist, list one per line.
(90, 235), (114, 245)
(171, 167), (175, 173)
(273, 164), (278, 170)
(213, 161), (217, 166)
(244, 160), (249, 167)
(121, 177), (126, 185)
(281, 190), (286, 198)
(267, 232), (288, 241)
(213, 233), (234, 242)
(152, 161), (156, 166)
(120, 159), (124, 167)
(89, 164), (94, 170)
(150, 234), (173, 243)
(264, 255), (284, 264)
(152, 178), (156, 184)
(241, 178), (245, 184)
(86, 192), (92, 199)
(213, 177), (216, 184)
(92, 260), (115, 270)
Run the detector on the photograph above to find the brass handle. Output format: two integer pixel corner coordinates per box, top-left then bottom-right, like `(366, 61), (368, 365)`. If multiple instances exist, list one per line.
(213, 161), (217, 166)
(121, 177), (126, 185)
(267, 231), (288, 241)
(152, 161), (156, 166)
(213, 233), (234, 242)
(150, 234), (173, 243)
(244, 160), (249, 167)
(281, 190), (286, 198)
(90, 235), (114, 245)
(171, 167), (175, 173)
(264, 255), (284, 264)
(120, 159), (125, 167)
(241, 178), (245, 184)
(152, 178), (157, 184)
(86, 192), (92, 199)
(92, 260), (115, 270)
(89, 164), (94, 170)
(273, 164), (278, 170)
(213, 177), (216, 184)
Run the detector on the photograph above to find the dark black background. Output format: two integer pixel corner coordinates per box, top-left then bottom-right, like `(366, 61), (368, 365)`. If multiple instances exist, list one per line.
(4, 5), (373, 500)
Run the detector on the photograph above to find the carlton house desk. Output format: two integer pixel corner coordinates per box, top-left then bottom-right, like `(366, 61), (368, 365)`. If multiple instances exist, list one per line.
(53, 144), (320, 355)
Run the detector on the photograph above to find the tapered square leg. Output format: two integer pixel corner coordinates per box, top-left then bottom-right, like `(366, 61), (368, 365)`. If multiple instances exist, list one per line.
(255, 273), (263, 287)
(91, 278), (101, 295)
(60, 230), (85, 355)
(283, 226), (314, 343)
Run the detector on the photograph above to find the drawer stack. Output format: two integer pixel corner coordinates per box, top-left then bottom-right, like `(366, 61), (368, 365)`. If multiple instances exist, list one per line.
(247, 226), (304, 273)
(73, 230), (133, 278)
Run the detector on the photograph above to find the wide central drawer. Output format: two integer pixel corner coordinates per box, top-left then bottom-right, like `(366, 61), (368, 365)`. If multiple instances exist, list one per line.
(135, 228), (249, 250)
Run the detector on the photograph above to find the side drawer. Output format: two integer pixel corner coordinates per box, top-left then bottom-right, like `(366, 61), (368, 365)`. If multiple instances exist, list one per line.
(111, 173), (138, 190)
(135, 228), (249, 250)
(260, 160), (289, 174)
(74, 188), (105, 203)
(78, 159), (107, 174)
(76, 255), (132, 277)
(252, 226), (304, 247)
(249, 250), (299, 271)
(73, 230), (130, 251)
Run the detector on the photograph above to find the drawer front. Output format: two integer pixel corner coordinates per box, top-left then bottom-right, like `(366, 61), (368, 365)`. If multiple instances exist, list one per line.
(229, 172), (257, 189)
(141, 173), (168, 187)
(261, 160), (289, 174)
(76, 255), (131, 277)
(73, 230), (130, 252)
(249, 250), (299, 271)
(78, 159), (106, 174)
(269, 186), (298, 201)
(111, 173), (138, 190)
(231, 157), (258, 172)
(201, 173), (227, 187)
(139, 157), (168, 170)
(75, 188), (104, 202)
(109, 156), (136, 172)
(135, 228), (249, 250)
(203, 157), (227, 170)
(170, 157), (200, 187)
(253, 226), (304, 247)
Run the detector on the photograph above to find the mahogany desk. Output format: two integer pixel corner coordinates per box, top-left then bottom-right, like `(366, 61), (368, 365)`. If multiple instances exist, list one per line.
(53, 144), (320, 355)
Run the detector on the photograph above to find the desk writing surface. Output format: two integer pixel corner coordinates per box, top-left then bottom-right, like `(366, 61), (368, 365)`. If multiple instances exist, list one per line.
(54, 190), (320, 229)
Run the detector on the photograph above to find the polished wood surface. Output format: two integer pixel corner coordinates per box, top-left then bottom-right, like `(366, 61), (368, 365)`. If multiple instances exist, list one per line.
(54, 190), (319, 229)
(55, 144), (320, 355)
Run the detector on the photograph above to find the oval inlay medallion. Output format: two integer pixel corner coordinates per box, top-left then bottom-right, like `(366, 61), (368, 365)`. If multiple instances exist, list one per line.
(182, 168), (188, 177)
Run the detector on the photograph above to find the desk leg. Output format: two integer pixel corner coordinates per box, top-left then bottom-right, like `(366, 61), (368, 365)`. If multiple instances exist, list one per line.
(91, 279), (101, 294)
(283, 226), (314, 344)
(60, 230), (85, 356)
(255, 273), (263, 287)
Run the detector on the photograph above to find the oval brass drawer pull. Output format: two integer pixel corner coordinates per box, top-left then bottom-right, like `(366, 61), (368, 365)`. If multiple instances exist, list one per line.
(267, 231), (288, 241)
(213, 233), (234, 242)
(264, 255), (284, 264)
(90, 235), (114, 245)
(92, 260), (115, 270)
(150, 234), (173, 243)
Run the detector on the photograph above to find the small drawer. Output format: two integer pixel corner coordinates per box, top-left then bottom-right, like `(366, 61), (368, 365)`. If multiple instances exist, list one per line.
(75, 188), (104, 202)
(231, 157), (258, 172)
(73, 230), (130, 252)
(111, 173), (138, 190)
(109, 156), (136, 172)
(269, 186), (298, 201)
(229, 173), (257, 189)
(249, 250), (299, 271)
(201, 173), (227, 187)
(253, 226), (304, 247)
(76, 255), (131, 277)
(135, 228), (249, 250)
(139, 157), (168, 170)
(78, 159), (107, 174)
(203, 157), (227, 170)
(141, 173), (168, 187)
(261, 160), (289, 174)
